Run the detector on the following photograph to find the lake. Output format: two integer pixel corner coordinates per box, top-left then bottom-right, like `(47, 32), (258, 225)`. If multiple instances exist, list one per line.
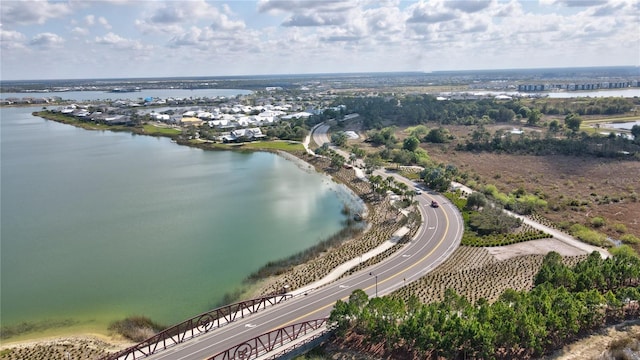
(0, 88), (253, 102)
(0, 105), (360, 337)
(546, 88), (640, 98)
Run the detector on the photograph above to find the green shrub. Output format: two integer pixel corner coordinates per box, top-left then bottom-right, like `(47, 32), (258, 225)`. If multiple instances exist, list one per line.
(483, 184), (498, 197)
(612, 223), (627, 234)
(590, 216), (606, 228)
(569, 224), (608, 247)
(620, 234), (640, 244)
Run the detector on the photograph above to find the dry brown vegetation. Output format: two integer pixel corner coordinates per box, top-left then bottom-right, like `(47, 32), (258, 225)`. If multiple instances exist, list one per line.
(428, 139), (639, 237)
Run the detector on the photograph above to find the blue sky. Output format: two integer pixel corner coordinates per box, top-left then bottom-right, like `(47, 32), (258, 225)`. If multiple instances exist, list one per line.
(1, 0), (638, 80)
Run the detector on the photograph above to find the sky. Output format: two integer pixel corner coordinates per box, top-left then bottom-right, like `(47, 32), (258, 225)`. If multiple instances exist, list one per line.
(1, 0), (638, 80)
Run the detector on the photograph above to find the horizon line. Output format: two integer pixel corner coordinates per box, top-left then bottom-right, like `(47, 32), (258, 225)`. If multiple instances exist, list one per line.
(2, 65), (639, 83)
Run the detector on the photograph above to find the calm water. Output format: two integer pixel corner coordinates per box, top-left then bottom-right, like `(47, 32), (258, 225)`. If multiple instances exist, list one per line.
(0, 106), (359, 332)
(547, 88), (640, 98)
(1, 88), (252, 102)
(603, 120), (640, 130)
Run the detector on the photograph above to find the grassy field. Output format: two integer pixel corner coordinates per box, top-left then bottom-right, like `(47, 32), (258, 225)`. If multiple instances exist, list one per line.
(141, 124), (181, 136)
(188, 139), (305, 152)
(238, 140), (305, 152)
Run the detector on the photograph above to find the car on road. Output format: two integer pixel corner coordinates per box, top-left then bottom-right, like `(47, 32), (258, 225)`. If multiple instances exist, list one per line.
(415, 188), (422, 195)
(431, 200), (439, 208)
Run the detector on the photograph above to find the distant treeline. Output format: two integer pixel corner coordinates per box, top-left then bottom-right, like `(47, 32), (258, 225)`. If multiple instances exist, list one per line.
(459, 126), (640, 159)
(332, 95), (637, 128)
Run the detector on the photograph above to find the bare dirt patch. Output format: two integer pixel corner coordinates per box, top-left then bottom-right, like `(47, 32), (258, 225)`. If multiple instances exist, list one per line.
(486, 238), (589, 261)
(541, 322), (640, 360)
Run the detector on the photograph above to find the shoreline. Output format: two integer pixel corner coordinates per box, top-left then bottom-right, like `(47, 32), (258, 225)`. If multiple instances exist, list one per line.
(1, 113), (375, 351)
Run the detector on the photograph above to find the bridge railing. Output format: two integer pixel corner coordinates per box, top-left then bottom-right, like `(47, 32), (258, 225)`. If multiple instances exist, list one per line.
(207, 318), (331, 360)
(101, 294), (293, 360)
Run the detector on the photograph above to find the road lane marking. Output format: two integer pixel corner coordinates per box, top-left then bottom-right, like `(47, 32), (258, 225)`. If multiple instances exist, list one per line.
(274, 197), (457, 330)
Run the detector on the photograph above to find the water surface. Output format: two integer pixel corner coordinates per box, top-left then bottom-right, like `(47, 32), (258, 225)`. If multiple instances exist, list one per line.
(1, 106), (357, 333)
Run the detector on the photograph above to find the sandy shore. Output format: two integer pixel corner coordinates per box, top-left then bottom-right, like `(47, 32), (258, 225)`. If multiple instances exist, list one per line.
(0, 333), (133, 359)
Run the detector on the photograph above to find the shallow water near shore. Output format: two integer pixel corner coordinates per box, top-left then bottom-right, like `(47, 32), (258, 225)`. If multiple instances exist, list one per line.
(1, 106), (359, 339)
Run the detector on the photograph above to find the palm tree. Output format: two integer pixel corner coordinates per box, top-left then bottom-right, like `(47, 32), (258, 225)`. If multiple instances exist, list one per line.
(368, 175), (382, 193)
(386, 175), (395, 189)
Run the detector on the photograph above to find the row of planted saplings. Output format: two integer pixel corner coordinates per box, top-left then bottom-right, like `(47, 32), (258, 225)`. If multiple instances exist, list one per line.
(434, 246), (497, 273)
(398, 256), (541, 303)
(0, 343), (105, 360)
(526, 212), (560, 229)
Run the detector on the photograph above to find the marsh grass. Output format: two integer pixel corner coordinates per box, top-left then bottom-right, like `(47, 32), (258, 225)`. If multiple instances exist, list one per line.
(0, 319), (79, 340)
(107, 316), (166, 342)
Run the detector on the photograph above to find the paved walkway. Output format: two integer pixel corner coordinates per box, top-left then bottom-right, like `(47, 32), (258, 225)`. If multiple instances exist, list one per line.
(290, 226), (410, 296)
(452, 182), (609, 258)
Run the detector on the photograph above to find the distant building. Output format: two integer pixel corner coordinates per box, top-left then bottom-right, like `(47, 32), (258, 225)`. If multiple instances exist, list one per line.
(221, 128), (265, 142)
(181, 116), (205, 126)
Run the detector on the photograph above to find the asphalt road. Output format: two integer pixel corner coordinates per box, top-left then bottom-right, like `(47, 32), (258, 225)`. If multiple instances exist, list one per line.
(143, 126), (463, 360)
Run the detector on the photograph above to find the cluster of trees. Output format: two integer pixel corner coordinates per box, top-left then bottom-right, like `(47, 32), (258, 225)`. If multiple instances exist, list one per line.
(362, 126), (434, 168)
(468, 206), (522, 236)
(330, 251), (640, 359)
(419, 164), (458, 192)
(459, 124), (640, 159)
(446, 191), (548, 247)
(538, 97), (635, 116)
(315, 143), (347, 169)
(333, 95), (636, 131)
(367, 174), (416, 204)
(480, 184), (548, 216)
(264, 121), (309, 142)
(337, 95), (522, 128)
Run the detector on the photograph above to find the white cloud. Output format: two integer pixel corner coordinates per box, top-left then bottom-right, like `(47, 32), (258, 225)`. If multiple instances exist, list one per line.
(98, 16), (112, 30)
(0, 29), (27, 49)
(95, 32), (149, 51)
(407, 1), (457, 23)
(492, 0), (522, 17)
(85, 14), (95, 26)
(1, 0), (637, 80)
(282, 12), (347, 27)
(258, 0), (355, 14)
(1, 0), (72, 26)
(136, 0), (244, 34)
(29, 32), (65, 48)
(540, 0), (608, 6)
(71, 27), (89, 36)
(444, 0), (493, 13)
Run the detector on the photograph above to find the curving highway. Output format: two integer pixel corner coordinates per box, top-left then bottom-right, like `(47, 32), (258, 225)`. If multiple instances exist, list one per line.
(143, 125), (463, 360)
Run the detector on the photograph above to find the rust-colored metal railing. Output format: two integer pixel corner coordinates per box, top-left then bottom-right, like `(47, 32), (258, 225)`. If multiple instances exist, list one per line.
(102, 294), (293, 360)
(207, 318), (330, 360)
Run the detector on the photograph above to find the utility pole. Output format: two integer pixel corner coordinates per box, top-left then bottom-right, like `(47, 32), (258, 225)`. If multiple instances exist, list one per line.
(369, 272), (378, 297)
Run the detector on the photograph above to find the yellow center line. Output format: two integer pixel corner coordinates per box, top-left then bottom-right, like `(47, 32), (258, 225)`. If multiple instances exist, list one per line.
(272, 198), (453, 330)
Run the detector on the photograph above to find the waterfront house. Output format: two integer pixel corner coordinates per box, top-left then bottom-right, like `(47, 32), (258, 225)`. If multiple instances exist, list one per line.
(181, 116), (205, 126)
(221, 127), (265, 142)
